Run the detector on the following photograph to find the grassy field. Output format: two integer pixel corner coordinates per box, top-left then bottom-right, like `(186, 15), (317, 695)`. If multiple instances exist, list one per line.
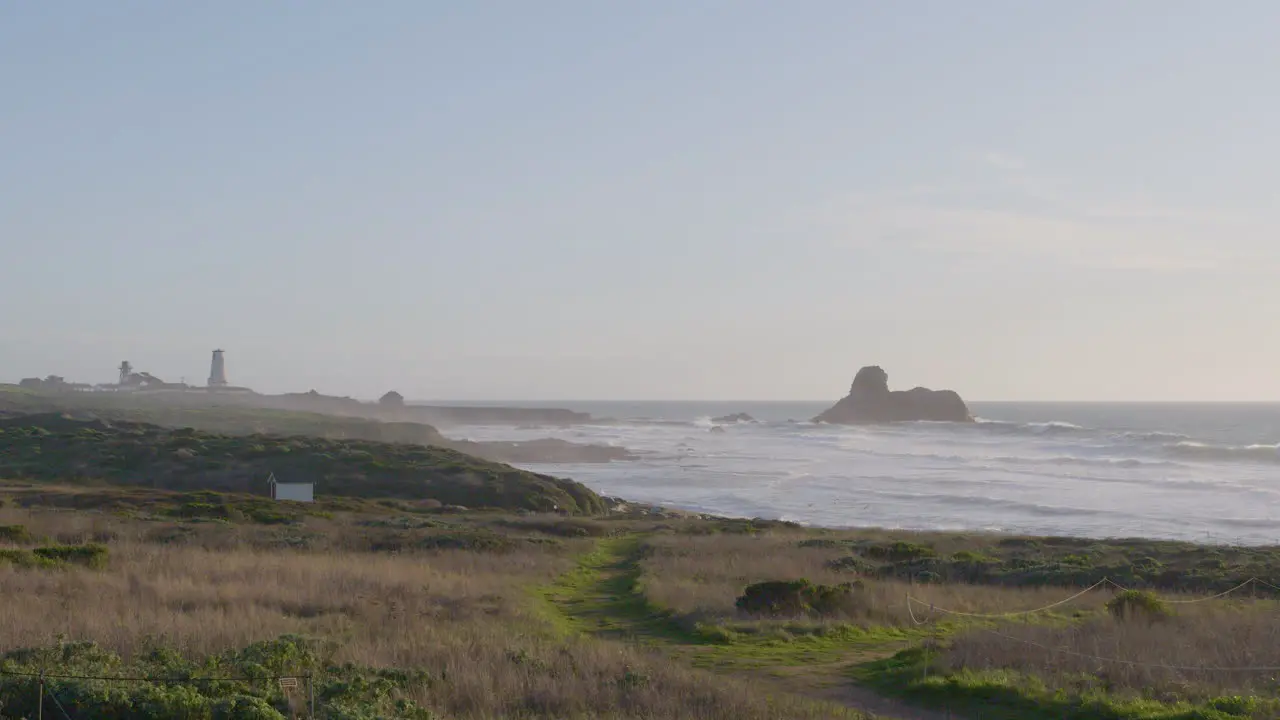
(3, 480), (1280, 718)
(631, 529), (1280, 719)
(0, 489), (861, 719)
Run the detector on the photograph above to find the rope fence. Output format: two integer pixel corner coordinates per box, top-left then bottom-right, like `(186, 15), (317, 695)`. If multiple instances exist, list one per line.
(977, 628), (1280, 673)
(904, 575), (1280, 672)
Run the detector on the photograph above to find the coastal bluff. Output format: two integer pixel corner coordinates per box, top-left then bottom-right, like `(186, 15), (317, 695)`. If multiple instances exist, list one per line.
(813, 366), (973, 424)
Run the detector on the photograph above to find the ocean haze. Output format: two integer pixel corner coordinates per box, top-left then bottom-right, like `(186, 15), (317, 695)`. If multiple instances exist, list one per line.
(3, 2), (1280, 401)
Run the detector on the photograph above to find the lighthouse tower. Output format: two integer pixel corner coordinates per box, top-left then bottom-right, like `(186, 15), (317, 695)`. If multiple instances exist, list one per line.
(208, 350), (228, 388)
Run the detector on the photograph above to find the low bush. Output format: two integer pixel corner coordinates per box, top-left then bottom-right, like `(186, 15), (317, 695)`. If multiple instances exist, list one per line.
(826, 555), (875, 574)
(0, 524), (31, 543)
(0, 635), (438, 720)
(1105, 589), (1171, 622)
(32, 543), (110, 570)
(735, 579), (864, 618)
(417, 530), (517, 553)
(0, 548), (60, 569)
(503, 517), (610, 538)
(171, 501), (233, 520)
(863, 541), (936, 562)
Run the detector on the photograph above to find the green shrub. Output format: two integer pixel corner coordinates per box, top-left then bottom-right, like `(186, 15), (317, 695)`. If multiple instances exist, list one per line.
(172, 501), (233, 520)
(0, 548), (60, 569)
(735, 579), (865, 617)
(1208, 695), (1258, 716)
(951, 550), (997, 564)
(32, 543), (110, 570)
(417, 530), (516, 553)
(797, 538), (846, 549)
(0, 634), (440, 719)
(0, 524), (31, 543)
(246, 509), (298, 525)
(1105, 589), (1170, 622)
(826, 555), (875, 574)
(504, 518), (609, 538)
(863, 541), (935, 562)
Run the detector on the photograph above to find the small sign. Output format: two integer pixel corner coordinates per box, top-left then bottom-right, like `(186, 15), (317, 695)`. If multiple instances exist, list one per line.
(278, 677), (299, 689)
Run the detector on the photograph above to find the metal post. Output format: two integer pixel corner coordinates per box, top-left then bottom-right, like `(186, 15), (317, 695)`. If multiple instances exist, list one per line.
(38, 671), (44, 720)
(308, 673), (315, 719)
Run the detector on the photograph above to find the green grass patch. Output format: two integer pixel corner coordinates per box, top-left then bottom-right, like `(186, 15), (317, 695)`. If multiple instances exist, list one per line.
(0, 544), (107, 570)
(535, 536), (919, 678)
(0, 524), (32, 543)
(851, 646), (1280, 720)
(31, 543), (110, 569)
(0, 548), (61, 569)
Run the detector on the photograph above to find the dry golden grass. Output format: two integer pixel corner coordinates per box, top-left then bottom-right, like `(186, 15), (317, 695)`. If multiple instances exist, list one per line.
(944, 599), (1280, 700)
(639, 532), (1110, 625)
(0, 509), (858, 719)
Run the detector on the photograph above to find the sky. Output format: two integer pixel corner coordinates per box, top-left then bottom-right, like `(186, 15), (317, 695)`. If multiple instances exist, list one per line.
(3, 2), (1279, 401)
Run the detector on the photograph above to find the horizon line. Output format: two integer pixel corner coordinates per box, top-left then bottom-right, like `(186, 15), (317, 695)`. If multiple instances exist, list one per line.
(408, 398), (1280, 405)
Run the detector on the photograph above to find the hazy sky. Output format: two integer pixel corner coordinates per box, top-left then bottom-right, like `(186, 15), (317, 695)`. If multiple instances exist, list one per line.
(3, 2), (1279, 401)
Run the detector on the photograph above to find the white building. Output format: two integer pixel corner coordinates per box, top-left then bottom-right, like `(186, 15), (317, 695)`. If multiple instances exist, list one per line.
(267, 473), (314, 502)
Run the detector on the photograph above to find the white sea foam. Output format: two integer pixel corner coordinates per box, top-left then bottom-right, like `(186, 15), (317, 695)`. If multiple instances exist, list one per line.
(455, 406), (1280, 545)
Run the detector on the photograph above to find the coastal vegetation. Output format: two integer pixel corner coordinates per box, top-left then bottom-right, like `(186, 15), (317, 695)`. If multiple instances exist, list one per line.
(2, 393), (1279, 717)
(0, 415), (605, 514)
(0, 387), (630, 465)
(3, 480), (1280, 718)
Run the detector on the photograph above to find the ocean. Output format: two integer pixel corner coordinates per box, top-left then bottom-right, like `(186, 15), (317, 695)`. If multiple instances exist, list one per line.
(439, 401), (1280, 545)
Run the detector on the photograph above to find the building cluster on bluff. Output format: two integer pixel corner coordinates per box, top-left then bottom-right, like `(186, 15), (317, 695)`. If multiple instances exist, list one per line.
(17, 350), (252, 394)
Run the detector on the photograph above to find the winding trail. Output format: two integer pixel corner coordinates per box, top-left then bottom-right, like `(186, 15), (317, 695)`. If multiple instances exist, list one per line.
(536, 536), (960, 720)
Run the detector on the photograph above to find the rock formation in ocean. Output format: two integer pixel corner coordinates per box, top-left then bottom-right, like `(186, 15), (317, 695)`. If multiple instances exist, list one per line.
(813, 366), (973, 424)
(712, 413), (757, 424)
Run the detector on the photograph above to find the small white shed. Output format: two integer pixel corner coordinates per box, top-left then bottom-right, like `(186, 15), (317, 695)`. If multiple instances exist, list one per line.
(267, 472), (314, 502)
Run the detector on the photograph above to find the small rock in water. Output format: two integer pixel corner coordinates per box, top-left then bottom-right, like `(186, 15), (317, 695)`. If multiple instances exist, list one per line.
(711, 413), (757, 424)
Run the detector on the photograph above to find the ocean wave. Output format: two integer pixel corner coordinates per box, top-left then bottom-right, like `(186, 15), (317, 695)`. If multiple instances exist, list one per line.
(1120, 430), (1190, 442)
(972, 418), (1196, 442)
(1164, 441), (1280, 464)
(862, 490), (1115, 519)
(990, 455), (1177, 469)
(972, 418), (1091, 437)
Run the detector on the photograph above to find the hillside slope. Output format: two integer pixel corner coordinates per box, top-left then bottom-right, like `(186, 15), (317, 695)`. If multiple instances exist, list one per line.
(0, 414), (606, 514)
(0, 387), (631, 463)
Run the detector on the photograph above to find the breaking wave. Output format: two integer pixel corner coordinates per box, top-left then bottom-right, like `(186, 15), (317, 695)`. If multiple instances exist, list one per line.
(1165, 441), (1280, 464)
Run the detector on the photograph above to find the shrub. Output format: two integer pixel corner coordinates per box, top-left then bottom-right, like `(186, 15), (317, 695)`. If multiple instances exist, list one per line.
(1209, 695), (1259, 716)
(1105, 589), (1170, 622)
(246, 508), (298, 525)
(32, 543), (110, 570)
(863, 541), (935, 562)
(172, 502), (233, 520)
(417, 530), (516, 553)
(826, 555), (875, 574)
(0, 524), (31, 543)
(0, 548), (60, 569)
(504, 518), (609, 538)
(797, 538), (845, 549)
(735, 579), (864, 618)
(951, 550), (997, 564)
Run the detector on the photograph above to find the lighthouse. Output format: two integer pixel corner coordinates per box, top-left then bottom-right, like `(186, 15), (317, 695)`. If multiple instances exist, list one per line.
(208, 349), (228, 388)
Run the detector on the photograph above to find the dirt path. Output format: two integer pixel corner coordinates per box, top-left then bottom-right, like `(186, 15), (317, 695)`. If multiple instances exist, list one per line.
(537, 536), (959, 720)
